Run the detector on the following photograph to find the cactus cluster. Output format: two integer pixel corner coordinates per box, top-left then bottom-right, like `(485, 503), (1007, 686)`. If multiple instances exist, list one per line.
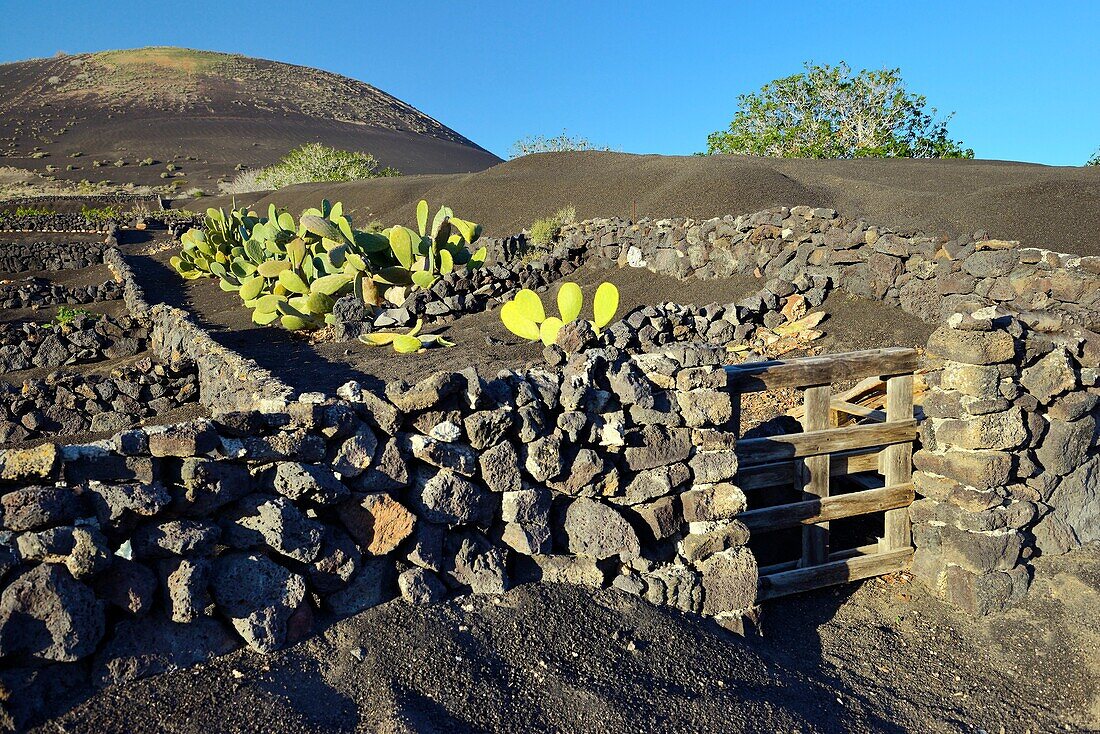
(374, 200), (487, 306)
(171, 200), (487, 332)
(500, 282), (620, 347)
(170, 207), (257, 279)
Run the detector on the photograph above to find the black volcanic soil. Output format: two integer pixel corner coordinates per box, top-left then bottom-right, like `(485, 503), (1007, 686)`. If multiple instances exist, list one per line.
(202, 152), (1100, 256)
(29, 546), (1100, 734)
(127, 235), (931, 395)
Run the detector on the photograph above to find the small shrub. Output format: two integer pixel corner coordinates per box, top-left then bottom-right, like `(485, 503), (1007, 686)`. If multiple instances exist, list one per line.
(56, 306), (90, 324)
(139, 157), (155, 166)
(80, 204), (122, 223)
(509, 132), (613, 158)
(219, 167), (266, 195)
(13, 205), (54, 217)
(221, 143), (400, 194)
(114, 159), (126, 167)
(528, 205), (577, 247)
(30, 151), (48, 159)
(69, 151), (83, 158)
(50, 306), (93, 326)
(165, 163), (179, 172)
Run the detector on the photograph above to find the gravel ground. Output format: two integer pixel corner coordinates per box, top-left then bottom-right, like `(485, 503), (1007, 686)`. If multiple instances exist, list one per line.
(34, 546), (1099, 734)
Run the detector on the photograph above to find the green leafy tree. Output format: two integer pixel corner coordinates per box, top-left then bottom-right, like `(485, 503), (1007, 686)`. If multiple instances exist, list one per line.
(1087, 148), (1100, 166)
(707, 62), (973, 159)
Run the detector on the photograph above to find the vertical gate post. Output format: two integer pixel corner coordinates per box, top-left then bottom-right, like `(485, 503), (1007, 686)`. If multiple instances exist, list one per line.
(800, 384), (831, 566)
(882, 373), (914, 551)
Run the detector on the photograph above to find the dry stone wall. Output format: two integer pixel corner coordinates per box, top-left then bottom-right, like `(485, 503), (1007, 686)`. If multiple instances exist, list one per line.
(0, 277), (121, 310)
(0, 343), (756, 728)
(559, 206), (1100, 613)
(913, 310), (1098, 613)
(0, 213), (116, 233)
(0, 240), (109, 273)
(561, 206), (1099, 329)
(0, 312), (149, 373)
(104, 248), (294, 413)
(3, 203), (1097, 725)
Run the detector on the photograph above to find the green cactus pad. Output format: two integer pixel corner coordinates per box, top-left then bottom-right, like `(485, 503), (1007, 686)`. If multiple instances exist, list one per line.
(392, 335), (422, 353)
(593, 282), (620, 329)
(239, 275), (264, 301)
(540, 316), (565, 346)
(513, 289), (546, 323)
(557, 282), (583, 323)
(278, 270), (309, 295)
(500, 300), (542, 341)
(257, 259), (290, 278)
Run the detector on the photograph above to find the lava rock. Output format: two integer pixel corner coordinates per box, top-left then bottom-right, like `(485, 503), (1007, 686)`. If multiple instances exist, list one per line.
(210, 552), (307, 653)
(0, 563), (104, 662)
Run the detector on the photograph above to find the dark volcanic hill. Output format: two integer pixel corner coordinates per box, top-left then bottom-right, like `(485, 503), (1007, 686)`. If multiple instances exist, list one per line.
(0, 47), (501, 190)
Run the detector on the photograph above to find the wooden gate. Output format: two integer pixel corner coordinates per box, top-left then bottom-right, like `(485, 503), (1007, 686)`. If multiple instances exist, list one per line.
(725, 347), (921, 601)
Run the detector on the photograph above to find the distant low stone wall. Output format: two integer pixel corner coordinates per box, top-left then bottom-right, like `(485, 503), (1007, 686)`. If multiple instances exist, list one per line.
(0, 194), (163, 233)
(0, 240), (109, 273)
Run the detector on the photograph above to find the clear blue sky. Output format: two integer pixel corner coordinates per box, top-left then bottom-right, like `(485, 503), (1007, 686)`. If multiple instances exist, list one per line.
(1, 0), (1097, 165)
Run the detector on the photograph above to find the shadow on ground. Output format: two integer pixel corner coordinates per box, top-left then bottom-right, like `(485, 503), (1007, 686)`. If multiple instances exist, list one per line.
(17, 545), (1100, 733)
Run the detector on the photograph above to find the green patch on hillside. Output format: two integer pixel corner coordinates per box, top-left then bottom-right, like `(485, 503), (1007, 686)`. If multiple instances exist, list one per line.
(91, 47), (229, 76)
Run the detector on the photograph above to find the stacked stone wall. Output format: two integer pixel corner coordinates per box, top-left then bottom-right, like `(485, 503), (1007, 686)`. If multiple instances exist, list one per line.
(0, 343), (755, 727)
(0, 240), (108, 273)
(3, 203), (1097, 726)
(103, 247), (294, 413)
(559, 206), (1099, 611)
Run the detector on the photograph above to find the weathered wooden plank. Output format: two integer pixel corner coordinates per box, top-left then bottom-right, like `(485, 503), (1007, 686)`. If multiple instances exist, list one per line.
(832, 400), (887, 422)
(882, 374), (915, 552)
(801, 385), (831, 566)
(738, 450), (882, 492)
(757, 548), (914, 601)
(789, 376), (884, 420)
(737, 419), (918, 467)
(739, 483), (915, 533)
(725, 347), (919, 393)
